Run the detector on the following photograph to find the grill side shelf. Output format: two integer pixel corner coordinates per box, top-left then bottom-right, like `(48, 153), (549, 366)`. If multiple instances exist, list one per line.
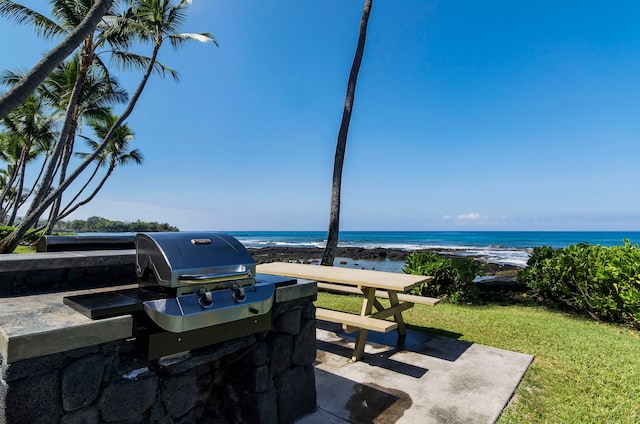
(63, 290), (144, 319)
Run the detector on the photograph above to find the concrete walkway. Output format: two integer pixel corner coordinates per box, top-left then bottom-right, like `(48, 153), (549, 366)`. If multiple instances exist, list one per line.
(297, 322), (533, 424)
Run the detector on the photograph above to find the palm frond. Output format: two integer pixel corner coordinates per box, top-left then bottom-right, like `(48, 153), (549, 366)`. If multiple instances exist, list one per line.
(0, 69), (24, 87)
(51, 0), (88, 28)
(167, 32), (218, 49)
(0, 1), (66, 38)
(110, 50), (179, 81)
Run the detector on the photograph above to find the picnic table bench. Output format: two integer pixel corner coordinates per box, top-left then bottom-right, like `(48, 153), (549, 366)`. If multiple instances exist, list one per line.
(256, 262), (439, 361)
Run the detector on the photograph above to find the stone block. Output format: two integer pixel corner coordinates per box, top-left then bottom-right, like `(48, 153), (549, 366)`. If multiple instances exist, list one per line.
(4, 370), (61, 424)
(161, 368), (197, 418)
(175, 410), (197, 424)
(251, 341), (269, 366)
(252, 387), (278, 424)
(2, 353), (64, 382)
(99, 374), (158, 422)
(292, 319), (317, 366)
(276, 365), (316, 424)
(60, 405), (99, 424)
(253, 365), (272, 393)
(149, 401), (171, 424)
(302, 303), (316, 320)
(62, 353), (105, 411)
(269, 334), (293, 377)
(274, 307), (302, 335)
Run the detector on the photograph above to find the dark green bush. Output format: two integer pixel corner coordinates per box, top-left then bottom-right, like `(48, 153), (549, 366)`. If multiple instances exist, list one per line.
(24, 229), (44, 245)
(518, 241), (640, 328)
(403, 252), (483, 303)
(0, 226), (15, 240)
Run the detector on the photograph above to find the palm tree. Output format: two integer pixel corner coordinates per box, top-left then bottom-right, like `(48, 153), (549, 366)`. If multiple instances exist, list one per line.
(321, 0), (374, 266)
(3, 0), (124, 221)
(0, 0), (216, 252)
(0, 93), (57, 224)
(0, 131), (22, 221)
(47, 113), (142, 230)
(38, 56), (128, 230)
(0, 0), (113, 120)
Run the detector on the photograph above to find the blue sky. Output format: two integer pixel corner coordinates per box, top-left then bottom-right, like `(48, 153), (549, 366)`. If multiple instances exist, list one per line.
(1, 0), (640, 231)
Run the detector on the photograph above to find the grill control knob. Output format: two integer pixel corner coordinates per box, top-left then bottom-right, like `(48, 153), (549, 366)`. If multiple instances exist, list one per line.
(232, 285), (246, 303)
(197, 288), (214, 309)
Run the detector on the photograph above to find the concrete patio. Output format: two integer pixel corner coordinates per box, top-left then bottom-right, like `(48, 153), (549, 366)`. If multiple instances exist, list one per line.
(297, 321), (533, 424)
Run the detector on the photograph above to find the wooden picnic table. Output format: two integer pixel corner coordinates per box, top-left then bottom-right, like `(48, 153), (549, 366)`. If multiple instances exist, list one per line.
(256, 262), (437, 362)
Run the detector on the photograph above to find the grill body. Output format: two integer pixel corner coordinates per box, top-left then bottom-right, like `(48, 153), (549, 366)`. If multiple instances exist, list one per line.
(64, 232), (292, 359)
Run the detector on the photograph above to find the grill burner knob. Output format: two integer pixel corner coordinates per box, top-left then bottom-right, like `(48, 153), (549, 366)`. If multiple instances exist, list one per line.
(197, 288), (214, 309)
(232, 285), (246, 303)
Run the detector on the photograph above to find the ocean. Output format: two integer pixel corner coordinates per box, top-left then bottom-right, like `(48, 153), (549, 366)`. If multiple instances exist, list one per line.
(230, 231), (640, 268)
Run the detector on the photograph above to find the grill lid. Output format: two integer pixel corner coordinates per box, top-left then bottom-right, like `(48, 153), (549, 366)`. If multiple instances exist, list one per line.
(135, 232), (256, 289)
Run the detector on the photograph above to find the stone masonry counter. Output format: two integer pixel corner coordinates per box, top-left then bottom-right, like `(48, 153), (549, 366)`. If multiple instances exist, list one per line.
(0, 288), (135, 363)
(0, 279), (318, 423)
(0, 250), (136, 296)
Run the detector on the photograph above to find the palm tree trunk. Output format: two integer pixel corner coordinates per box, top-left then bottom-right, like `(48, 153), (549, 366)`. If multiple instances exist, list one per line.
(44, 130), (76, 234)
(7, 151), (29, 226)
(0, 163), (20, 222)
(44, 158), (102, 234)
(26, 48), (90, 219)
(0, 0), (113, 120)
(321, 0), (373, 266)
(56, 164), (114, 222)
(18, 153), (50, 211)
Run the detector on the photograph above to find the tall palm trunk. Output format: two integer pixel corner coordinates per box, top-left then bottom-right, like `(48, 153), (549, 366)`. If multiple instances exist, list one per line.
(26, 41), (92, 218)
(44, 123), (77, 234)
(55, 163), (114, 222)
(321, 0), (373, 266)
(0, 0), (113, 120)
(7, 140), (31, 225)
(0, 39), (162, 253)
(0, 162), (19, 221)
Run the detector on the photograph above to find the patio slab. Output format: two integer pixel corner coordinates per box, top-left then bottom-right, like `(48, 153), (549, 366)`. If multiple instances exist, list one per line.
(297, 322), (533, 424)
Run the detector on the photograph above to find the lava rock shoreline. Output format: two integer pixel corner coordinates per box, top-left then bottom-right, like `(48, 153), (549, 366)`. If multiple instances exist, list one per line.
(248, 246), (521, 277)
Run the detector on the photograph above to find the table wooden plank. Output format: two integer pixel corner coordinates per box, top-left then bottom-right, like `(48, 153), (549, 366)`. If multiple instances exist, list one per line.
(316, 282), (440, 306)
(316, 308), (397, 333)
(256, 262), (430, 291)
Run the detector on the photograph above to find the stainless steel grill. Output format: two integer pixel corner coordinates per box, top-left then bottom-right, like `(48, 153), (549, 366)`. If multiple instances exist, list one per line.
(135, 232), (274, 333)
(64, 232), (294, 359)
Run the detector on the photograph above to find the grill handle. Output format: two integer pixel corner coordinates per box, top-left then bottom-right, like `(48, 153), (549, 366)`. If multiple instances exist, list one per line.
(178, 270), (252, 284)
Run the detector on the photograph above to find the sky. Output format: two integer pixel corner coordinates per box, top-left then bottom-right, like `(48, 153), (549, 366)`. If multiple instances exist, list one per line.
(1, 0), (640, 231)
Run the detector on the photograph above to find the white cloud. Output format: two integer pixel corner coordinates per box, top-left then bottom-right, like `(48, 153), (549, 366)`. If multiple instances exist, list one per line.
(442, 214), (453, 220)
(457, 212), (481, 220)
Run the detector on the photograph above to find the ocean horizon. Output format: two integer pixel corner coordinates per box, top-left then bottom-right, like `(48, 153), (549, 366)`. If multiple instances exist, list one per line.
(229, 230), (640, 268)
(77, 230), (640, 269)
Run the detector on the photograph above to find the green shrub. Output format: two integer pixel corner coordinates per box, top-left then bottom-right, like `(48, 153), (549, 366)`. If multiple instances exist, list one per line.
(517, 245), (558, 294)
(0, 226), (14, 240)
(24, 229), (45, 245)
(518, 241), (640, 328)
(403, 252), (483, 303)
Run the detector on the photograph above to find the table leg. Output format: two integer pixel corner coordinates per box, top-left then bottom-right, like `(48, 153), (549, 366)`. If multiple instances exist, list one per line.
(351, 287), (376, 362)
(387, 290), (407, 345)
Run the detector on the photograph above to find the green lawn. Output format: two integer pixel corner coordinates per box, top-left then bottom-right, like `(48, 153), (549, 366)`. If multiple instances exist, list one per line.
(316, 292), (640, 423)
(12, 245), (36, 253)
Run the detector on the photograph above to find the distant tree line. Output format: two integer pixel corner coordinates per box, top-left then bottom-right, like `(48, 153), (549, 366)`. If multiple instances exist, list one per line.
(53, 216), (178, 233)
